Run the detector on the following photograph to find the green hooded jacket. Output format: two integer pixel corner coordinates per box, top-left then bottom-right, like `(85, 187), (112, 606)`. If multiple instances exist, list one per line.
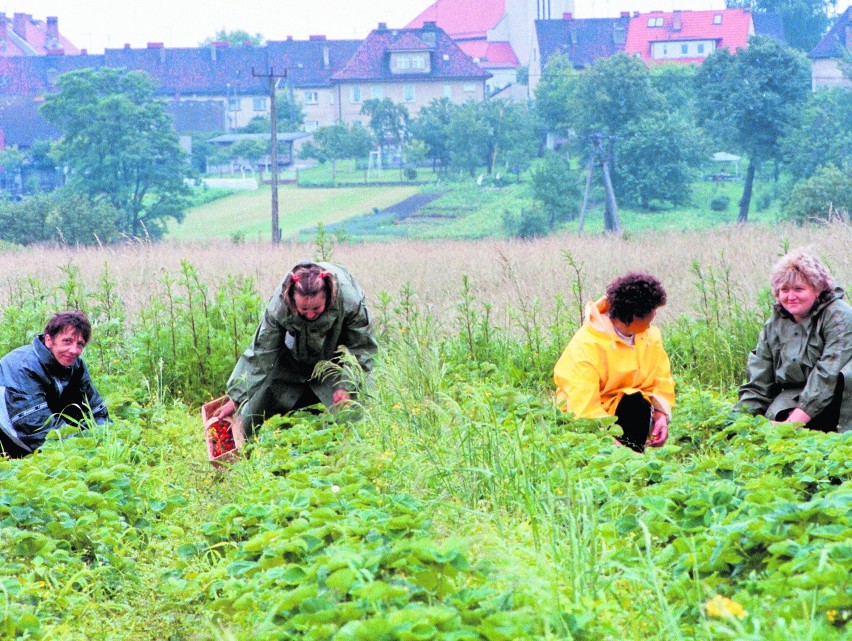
(736, 286), (852, 432)
(226, 261), (377, 413)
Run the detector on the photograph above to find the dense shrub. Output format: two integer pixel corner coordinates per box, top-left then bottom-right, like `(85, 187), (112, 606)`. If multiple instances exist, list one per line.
(0, 189), (121, 245)
(710, 195), (730, 211)
(782, 164), (851, 223)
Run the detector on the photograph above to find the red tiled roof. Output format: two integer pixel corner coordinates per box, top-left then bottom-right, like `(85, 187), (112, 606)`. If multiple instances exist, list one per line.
(624, 8), (752, 64)
(406, 0), (505, 40)
(1, 14), (79, 56)
(458, 41), (519, 67)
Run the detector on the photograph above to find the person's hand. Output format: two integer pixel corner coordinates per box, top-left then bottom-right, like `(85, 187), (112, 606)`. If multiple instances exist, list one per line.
(646, 413), (669, 447)
(332, 389), (351, 405)
(214, 399), (236, 419)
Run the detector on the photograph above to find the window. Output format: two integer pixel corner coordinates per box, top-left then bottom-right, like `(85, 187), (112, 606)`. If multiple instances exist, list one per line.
(713, 14), (722, 25)
(411, 55), (426, 70)
(443, 84), (452, 98)
(350, 85), (362, 103)
(253, 97), (267, 111)
(304, 121), (319, 132)
(681, 44), (689, 55)
(303, 91), (319, 105)
(403, 84), (416, 102)
(697, 43), (705, 54)
(397, 56), (411, 70)
(647, 17), (663, 27)
(371, 85), (384, 99)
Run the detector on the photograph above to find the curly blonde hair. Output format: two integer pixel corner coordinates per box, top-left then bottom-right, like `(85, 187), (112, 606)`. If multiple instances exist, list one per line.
(770, 249), (835, 296)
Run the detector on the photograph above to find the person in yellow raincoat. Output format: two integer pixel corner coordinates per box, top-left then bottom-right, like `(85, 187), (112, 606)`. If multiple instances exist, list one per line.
(554, 272), (674, 452)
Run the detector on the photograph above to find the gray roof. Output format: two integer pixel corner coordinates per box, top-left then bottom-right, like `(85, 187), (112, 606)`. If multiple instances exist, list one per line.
(535, 16), (630, 70)
(810, 7), (850, 59)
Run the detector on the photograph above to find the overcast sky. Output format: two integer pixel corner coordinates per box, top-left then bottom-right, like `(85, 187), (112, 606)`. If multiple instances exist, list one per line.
(1, 0), (435, 52)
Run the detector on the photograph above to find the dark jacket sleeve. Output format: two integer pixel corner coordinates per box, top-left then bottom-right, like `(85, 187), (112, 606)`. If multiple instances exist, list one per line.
(735, 323), (776, 415)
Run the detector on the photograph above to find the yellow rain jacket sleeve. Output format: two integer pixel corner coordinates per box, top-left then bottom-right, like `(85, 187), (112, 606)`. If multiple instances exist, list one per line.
(553, 298), (674, 419)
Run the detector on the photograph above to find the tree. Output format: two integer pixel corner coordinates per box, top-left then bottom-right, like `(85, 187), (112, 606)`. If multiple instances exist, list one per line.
(781, 88), (852, 181)
(533, 53), (579, 139)
(40, 67), (191, 238)
(360, 98), (409, 161)
(529, 153), (582, 228)
(696, 36), (810, 222)
(408, 98), (454, 175)
(650, 63), (699, 120)
(230, 139), (269, 180)
(201, 29), (264, 47)
(446, 101), (491, 177)
(573, 53), (657, 140)
(782, 164), (851, 223)
(301, 123), (372, 180)
(240, 88), (304, 133)
(477, 100), (539, 175)
(617, 112), (706, 209)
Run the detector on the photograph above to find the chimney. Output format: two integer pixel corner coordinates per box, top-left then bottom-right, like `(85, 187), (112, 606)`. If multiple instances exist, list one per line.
(633, 11), (640, 17)
(563, 12), (573, 20)
(147, 42), (164, 48)
(287, 35), (293, 41)
(620, 11), (629, 17)
(80, 48), (87, 55)
(46, 16), (58, 38)
(377, 22), (388, 31)
(309, 34), (326, 40)
(124, 43), (131, 49)
(672, 10), (682, 31)
(13, 12), (29, 37)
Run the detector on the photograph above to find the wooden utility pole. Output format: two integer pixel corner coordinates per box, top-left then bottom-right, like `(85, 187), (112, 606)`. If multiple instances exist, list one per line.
(253, 67), (287, 243)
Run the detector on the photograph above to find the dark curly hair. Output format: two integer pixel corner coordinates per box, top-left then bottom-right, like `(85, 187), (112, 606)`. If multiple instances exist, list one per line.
(605, 273), (667, 325)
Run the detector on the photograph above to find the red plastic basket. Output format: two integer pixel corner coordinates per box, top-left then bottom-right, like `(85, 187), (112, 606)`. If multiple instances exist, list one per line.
(201, 395), (246, 469)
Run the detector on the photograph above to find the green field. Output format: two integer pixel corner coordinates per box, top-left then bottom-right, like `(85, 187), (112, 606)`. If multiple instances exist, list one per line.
(169, 184), (419, 241)
(174, 176), (782, 245)
(0, 230), (849, 639)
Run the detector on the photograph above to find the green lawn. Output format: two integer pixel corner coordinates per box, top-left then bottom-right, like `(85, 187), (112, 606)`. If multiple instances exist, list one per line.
(168, 183), (419, 241)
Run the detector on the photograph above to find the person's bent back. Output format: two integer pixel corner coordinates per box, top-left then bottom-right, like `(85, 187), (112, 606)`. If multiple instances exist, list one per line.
(0, 311), (109, 458)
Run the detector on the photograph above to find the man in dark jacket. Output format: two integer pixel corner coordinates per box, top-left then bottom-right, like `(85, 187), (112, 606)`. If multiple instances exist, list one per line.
(0, 311), (109, 458)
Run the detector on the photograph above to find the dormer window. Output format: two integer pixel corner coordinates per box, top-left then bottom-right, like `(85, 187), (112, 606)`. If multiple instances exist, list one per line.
(391, 52), (430, 73)
(647, 17), (664, 27)
(713, 15), (722, 25)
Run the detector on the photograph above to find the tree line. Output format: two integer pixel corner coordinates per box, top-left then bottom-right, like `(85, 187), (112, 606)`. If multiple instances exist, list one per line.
(0, 34), (848, 245)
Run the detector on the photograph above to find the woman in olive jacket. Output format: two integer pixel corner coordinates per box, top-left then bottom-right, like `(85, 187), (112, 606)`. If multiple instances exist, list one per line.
(736, 249), (852, 432)
(216, 261), (377, 434)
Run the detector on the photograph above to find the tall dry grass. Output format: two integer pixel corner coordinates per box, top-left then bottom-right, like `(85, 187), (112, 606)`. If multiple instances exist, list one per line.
(1, 223), (849, 326)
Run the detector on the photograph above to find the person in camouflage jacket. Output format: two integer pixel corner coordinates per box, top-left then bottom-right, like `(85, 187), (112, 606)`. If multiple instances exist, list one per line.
(216, 260), (377, 434)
